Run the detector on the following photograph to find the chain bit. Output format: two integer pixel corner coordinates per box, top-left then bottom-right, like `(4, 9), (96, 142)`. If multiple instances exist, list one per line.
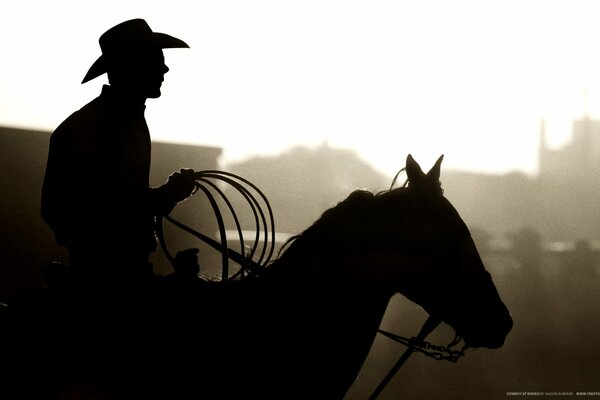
(377, 329), (468, 362)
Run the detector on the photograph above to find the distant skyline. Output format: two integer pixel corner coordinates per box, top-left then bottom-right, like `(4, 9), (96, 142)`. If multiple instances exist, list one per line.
(3, 1), (600, 176)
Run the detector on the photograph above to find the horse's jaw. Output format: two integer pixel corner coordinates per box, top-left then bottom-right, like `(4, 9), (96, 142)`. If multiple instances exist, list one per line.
(413, 274), (513, 350)
(376, 257), (513, 350)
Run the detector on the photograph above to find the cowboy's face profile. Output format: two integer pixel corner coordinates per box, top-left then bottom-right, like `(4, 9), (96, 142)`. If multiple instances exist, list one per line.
(141, 49), (169, 99)
(107, 47), (169, 99)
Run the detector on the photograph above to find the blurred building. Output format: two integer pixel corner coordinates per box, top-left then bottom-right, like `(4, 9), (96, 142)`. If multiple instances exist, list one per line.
(0, 125), (221, 300)
(538, 115), (600, 181)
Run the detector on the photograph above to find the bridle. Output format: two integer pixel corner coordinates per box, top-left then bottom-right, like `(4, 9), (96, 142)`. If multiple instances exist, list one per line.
(365, 176), (470, 398)
(368, 316), (468, 399)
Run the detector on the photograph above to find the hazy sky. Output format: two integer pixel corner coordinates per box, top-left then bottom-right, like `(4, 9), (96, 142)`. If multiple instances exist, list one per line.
(2, 1), (600, 176)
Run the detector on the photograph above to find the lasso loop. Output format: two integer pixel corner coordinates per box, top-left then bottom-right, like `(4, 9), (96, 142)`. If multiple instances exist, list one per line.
(156, 170), (275, 283)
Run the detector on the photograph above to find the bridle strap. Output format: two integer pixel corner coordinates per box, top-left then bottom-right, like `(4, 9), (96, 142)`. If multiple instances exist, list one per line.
(368, 315), (441, 400)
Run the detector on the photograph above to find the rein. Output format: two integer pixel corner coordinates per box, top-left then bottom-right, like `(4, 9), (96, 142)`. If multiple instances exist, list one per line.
(377, 326), (467, 362)
(368, 316), (468, 399)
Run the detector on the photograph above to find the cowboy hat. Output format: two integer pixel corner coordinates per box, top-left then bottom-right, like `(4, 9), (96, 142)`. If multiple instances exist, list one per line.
(82, 18), (189, 84)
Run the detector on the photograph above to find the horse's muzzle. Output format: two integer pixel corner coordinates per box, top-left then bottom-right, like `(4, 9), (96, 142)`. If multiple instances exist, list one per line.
(461, 305), (513, 349)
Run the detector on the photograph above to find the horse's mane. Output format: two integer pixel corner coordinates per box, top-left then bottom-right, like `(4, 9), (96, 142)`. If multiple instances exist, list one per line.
(277, 189), (377, 259)
(276, 167), (443, 261)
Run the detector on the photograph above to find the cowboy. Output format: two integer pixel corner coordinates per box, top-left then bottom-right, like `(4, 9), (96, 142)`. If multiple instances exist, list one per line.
(42, 19), (197, 287)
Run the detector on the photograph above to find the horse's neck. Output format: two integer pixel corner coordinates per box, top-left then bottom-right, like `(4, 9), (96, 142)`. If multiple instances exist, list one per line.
(258, 254), (394, 392)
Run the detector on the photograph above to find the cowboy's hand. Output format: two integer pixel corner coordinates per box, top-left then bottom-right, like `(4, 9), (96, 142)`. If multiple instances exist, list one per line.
(165, 168), (196, 203)
(174, 248), (200, 276)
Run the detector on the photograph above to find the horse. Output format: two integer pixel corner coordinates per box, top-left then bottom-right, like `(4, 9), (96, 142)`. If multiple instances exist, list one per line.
(1, 154), (512, 399)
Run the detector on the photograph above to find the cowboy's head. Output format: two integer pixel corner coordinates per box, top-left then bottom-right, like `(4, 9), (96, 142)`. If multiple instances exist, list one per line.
(82, 19), (189, 99)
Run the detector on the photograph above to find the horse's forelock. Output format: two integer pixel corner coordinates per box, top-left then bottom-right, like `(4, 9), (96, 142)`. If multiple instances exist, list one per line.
(389, 167), (444, 197)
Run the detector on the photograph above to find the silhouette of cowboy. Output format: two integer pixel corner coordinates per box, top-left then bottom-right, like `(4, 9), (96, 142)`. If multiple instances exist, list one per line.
(42, 19), (197, 287)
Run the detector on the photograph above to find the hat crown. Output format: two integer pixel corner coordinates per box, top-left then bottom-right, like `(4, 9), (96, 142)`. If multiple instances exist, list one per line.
(99, 19), (155, 55)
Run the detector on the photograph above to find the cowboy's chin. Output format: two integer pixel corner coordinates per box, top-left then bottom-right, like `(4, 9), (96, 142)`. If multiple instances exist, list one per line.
(147, 85), (162, 99)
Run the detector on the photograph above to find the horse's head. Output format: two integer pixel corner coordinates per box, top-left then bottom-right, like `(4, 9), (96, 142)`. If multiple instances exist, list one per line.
(278, 154), (511, 349)
(371, 154), (512, 349)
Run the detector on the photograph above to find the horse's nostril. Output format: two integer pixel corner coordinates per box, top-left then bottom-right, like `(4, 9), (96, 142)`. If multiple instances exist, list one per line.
(458, 309), (513, 349)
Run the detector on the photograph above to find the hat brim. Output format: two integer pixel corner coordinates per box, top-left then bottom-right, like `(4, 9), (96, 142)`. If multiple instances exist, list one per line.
(81, 32), (189, 84)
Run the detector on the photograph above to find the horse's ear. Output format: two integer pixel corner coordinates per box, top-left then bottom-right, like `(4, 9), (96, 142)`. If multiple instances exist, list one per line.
(406, 154), (426, 183)
(406, 154), (444, 195)
(426, 155), (444, 182)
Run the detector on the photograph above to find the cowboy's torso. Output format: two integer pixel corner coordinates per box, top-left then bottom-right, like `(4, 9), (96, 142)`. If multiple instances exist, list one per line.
(43, 85), (156, 256)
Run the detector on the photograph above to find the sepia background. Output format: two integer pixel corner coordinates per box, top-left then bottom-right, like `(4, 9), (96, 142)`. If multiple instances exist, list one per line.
(1, 1), (599, 399)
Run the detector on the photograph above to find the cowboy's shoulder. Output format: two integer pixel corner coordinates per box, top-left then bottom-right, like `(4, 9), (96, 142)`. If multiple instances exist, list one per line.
(52, 96), (104, 141)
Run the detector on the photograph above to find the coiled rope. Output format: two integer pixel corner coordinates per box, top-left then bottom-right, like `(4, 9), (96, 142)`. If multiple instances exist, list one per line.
(156, 170), (275, 282)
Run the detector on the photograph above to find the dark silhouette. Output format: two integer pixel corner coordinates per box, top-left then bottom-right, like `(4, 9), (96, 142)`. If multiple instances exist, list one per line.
(164, 248), (205, 295)
(3, 155), (512, 399)
(41, 18), (196, 290)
